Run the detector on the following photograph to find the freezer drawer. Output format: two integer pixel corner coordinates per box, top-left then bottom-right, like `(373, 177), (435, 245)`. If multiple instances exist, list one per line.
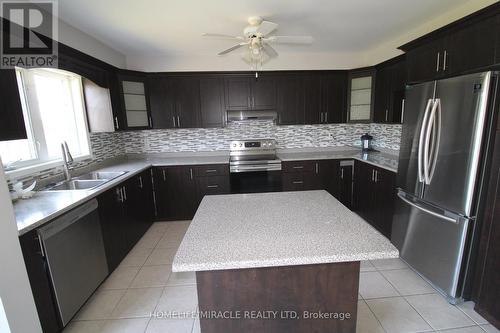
(391, 191), (470, 300)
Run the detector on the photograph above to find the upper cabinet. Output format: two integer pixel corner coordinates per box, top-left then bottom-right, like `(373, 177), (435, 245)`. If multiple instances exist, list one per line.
(199, 76), (225, 128)
(347, 69), (375, 122)
(374, 56), (407, 124)
(276, 74), (304, 125)
(224, 75), (276, 111)
(402, 5), (499, 84)
(117, 72), (152, 130)
(0, 69), (27, 141)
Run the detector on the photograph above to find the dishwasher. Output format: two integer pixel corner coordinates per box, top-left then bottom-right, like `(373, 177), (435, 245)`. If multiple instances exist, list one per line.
(37, 199), (108, 326)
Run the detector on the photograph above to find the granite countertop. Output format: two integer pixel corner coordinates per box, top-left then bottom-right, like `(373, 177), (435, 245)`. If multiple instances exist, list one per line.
(173, 190), (399, 272)
(14, 149), (397, 236)
(14, 153), (230, 236)
(277, 147), (399, 172)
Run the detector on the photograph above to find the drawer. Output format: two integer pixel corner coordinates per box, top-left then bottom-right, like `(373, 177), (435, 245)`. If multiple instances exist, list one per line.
(282, 160), (315, 173)
(193, 164), (229, 177)
(196, 176), (230, 195)
(282, 173), (307, 191)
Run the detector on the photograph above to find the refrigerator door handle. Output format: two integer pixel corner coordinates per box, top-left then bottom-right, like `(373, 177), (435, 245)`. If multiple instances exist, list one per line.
(397, 190), (459, 224)
(418, 99), (434, 183)
(424, 98), (442, 184)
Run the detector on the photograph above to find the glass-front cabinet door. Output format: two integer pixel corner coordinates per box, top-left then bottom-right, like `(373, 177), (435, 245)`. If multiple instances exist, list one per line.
(119, 75), (152, 130)
(348, 69), (375, 122)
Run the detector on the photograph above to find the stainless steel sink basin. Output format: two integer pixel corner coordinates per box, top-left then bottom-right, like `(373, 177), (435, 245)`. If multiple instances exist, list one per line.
(74, 171), (126, 181)
(47, 179), (108, 191)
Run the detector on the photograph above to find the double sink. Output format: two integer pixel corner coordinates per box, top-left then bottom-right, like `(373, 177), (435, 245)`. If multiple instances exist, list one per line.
(45, 171), (127, 191)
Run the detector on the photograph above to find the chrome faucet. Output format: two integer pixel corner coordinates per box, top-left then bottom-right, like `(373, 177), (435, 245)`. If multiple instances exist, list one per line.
(61, 141), (74, 181)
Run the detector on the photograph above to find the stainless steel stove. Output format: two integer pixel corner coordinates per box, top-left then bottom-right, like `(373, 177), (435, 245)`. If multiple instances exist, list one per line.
(229, 139), (282, 193)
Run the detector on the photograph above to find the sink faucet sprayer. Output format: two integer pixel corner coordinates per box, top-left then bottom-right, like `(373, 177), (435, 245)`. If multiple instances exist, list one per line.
(61, 141), (74, 181)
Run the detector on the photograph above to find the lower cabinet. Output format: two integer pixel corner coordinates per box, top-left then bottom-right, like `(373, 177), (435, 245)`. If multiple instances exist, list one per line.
(19, 231), (62, 333)
(353, 161), (396, 238)
(281, 160), (352, 203)
(98, 169), (155, 271)
(154, 164), (230, 220)
(339, 162), (354, 209)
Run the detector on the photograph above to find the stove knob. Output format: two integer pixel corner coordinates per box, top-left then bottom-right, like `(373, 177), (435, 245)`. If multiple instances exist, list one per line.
(239, 143), (243, 147)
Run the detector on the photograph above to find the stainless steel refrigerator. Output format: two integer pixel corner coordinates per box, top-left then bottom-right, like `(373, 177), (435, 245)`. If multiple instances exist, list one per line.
(391, 71), (498, 303)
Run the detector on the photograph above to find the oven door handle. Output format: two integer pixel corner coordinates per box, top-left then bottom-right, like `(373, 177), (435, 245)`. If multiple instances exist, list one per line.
(230, 165), (282, 173)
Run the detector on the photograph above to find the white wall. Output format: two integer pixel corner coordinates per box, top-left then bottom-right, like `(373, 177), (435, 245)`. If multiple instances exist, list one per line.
(0, 159), (41, 333)
(126, 51), (365, 72)
(57, 18), (126, 68)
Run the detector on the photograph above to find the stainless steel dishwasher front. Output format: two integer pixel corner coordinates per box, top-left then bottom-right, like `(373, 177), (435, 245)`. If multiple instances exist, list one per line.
(37, 199), (108, 326)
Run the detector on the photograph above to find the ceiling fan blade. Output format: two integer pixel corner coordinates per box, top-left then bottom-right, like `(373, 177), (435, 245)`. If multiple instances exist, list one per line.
(256, 21), (278, 36)
(218, 42), (249, 55)
(262, 43), (279, 58)
(265, 35), (313, 44)
(202, 33), (244, 40)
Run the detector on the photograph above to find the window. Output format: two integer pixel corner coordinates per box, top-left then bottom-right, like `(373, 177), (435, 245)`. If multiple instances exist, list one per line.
(0, 68), (91, 173)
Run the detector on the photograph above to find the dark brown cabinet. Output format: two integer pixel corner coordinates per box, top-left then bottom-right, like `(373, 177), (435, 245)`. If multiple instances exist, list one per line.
(0, 68), (27, 141)
(374, 56), (407, 124)
(282, 160), (342, 198)
(117, 72), (152, 130)
(402, 6), (499, 84)
(447, 15), (497, 76)
(224, 75), (276, 110)
(175, 77), (202, 128)
(148, 76), (176, 129)
(339, 163), (354, 209)
(199, 77), (225, 128)
(354, 161), (396, 238)
(276, 74), (304, 125)
(19, 231), (62, 333)
(154, 164), (230, 220)
(304, 73), (347, 124)
(473, 124), (500, 329)
(98, 170), (154, 271)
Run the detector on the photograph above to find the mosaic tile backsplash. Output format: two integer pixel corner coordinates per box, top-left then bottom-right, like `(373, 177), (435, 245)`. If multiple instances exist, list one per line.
(6, 121), (401, 186)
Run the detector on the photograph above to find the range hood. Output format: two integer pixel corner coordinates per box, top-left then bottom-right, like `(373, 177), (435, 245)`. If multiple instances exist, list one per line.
(227, 110), (277, 122)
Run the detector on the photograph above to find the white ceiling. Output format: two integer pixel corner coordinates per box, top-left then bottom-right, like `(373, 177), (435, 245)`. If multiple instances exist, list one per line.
(57, 0), (484, 71)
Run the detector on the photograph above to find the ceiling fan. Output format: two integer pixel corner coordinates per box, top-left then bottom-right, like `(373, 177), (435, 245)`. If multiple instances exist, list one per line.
(203, 16), (313, 70)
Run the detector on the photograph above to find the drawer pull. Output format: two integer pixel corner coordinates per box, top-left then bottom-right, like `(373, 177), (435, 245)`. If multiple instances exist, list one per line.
(207, 185), (219, 188)
(292, 166), (304, 169)
(206, 169), (218, 173)
(292, 181), (304, 184)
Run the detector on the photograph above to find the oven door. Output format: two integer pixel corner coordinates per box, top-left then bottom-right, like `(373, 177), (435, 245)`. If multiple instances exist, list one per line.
(230, 170), (282, 194)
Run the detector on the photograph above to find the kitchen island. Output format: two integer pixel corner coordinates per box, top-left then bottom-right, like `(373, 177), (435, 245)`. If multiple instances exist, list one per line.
(173, 190), (398, 333)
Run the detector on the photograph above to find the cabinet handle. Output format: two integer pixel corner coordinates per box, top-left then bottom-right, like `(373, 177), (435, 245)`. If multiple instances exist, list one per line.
(122, 186), (127, 201)
(139, 176), (143, 189)
(371, 169), (375, 182)
(315, 163), (319, 174)
(35, 234), (45, 257)
(401, 99), (405, 124)
(252, 96), (255, 108)
(320, 112), (323, 123)
(207, 185), (219, 188)
(374, 170), (379, 183)
(114, 116), (119, 130)
(324, 112), (328, 123)
(293, 166), (304, 169)
(443, 50), (447, 71)
(148, 116), (153, 128)
(205, 169), (217, 173)
(117, 187), (123, 202)
(172, 116), (176, 127)
(248, 96), (251, 108)
(341, 168), (344, 179)
(177, 116), (181, 128)
(190, 168), (193, 180)
(162, 169), (166, 181)
(292, 181), (304, 184)
(436, 52), (440, 72)
(385, 109), (388, 122)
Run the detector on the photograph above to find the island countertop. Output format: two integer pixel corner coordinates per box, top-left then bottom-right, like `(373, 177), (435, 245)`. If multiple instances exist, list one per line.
(172, 190), (399, 272)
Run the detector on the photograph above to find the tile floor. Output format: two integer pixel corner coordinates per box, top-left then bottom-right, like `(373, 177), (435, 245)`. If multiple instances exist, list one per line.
(64, 221), (499, 333)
